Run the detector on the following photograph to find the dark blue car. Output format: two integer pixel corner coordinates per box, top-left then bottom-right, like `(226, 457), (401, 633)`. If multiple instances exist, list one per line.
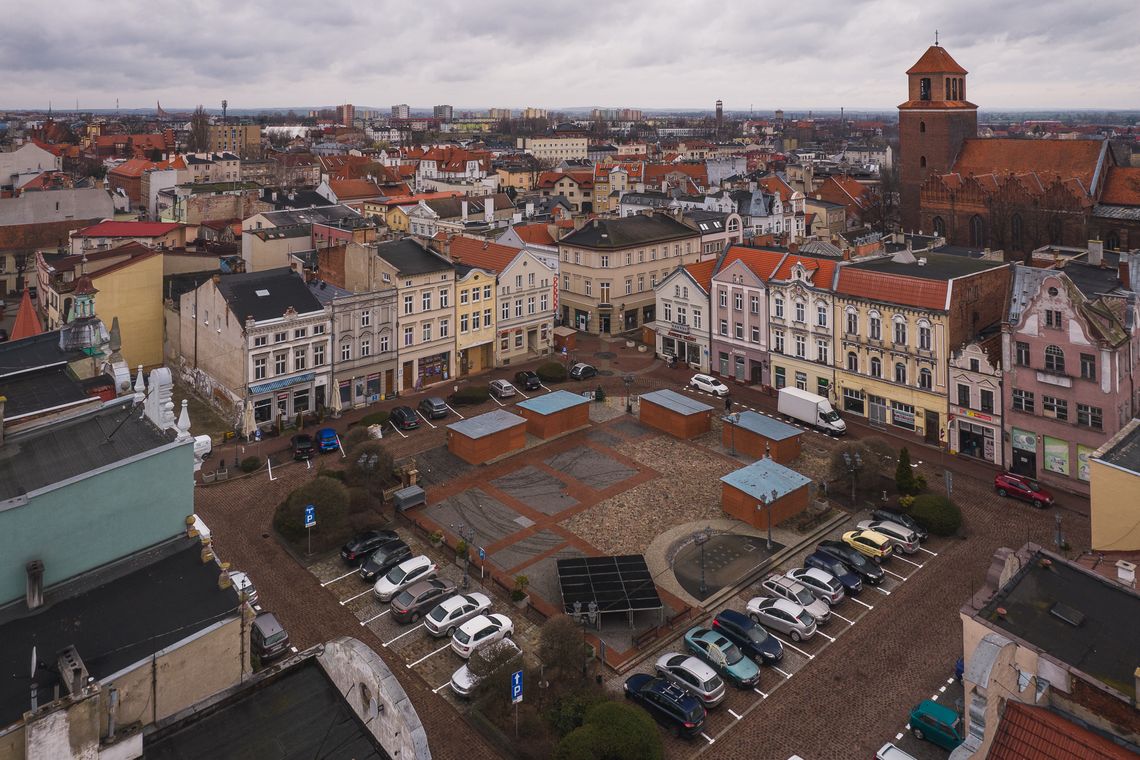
(316, 427), (340, 453)
(623, 674), (706, 739)
(711, 609), (783, 664)
(804, 550), (864, 595)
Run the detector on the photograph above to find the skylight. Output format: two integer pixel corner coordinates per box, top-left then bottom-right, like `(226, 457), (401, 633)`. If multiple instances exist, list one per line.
(255, 289), (270, 297)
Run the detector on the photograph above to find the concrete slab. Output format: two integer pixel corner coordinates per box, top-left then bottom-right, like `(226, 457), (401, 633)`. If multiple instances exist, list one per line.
(408, 446), (475, 487)
(586, 429), (621, 447)
(490, 466), (579, 515)
(544, 447), (637, 490)
(424, 489), (522, 548)
(671, 532), (783, 602)
(488, 529), (568, 573)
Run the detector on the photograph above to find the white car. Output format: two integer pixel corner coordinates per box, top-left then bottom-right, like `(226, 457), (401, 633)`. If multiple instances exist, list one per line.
(746, 596), (817, 641)
(690, 373), (729, 397)
(373, 555), (437, 602)
(451, 613), (514, 658)
(228, 570), (259, 606)
(489, 379), (517, 399)
(450, 638), (521, 698)
(760, 575), (831, 625)
(425, 592), (493, 637)
(787, 567), (845, 606)
(857, 519), (920, 555)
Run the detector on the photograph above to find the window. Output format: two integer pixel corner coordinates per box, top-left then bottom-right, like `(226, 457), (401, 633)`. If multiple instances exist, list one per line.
(795, 301), (806, 323)
(585, 280), (592, 297)
(720, 319), (729, 336)
(663, 302), (673, 323)
(625, 252), (632, 265)
(774, 366), (786, 388)
(735, 322), (744, 339)
(919, 77), (931, 100)
(528, 272), (535, 286)
(816, 339), (829, 364)
(869, 314), (881, 340)
(514, 299), (523, 317)
(933, 216), (945, 237)
(601, 254), (609, 268)
(254, 335), (268, 348)
(1012, 389), (1034, 413)
(847, 352), (858, 372)
(515, 332), (523, 348)
(894, 362), (907, 384)
(359, 337), (370, 358)
(1043, 396), (1068, 421)
(919, 120), (926, 133)
(404, 326), (414, 346)
(734, 292), (743, 310)
(563, 275), (570, 292)
(599, 282), (610, 304)
(774, 297), (784, 318)
(274, 331), (287, 343)
(1011, 214), (1023, 250)
(360, 310), (371, 327)
(692, 309), (702, 329)
(870, 357), (881, 378)
(422, 323), (432, 342)
(638, 275), (644, 291)
(970, 214), (985, 247)
(719, 290), (728, 308)
(843, 387), (865, 414)
(540, 293), (548, 311)
(379, 335), (389, 353)
(919, 368), (932, 390)
(893, 319), (907, 346)
(440, 288), (449, 308)
(891, 401), (916, 430)
(460, 289), (469, 305)
(795, 335), (806, 358)
(919, 324), (931, 351)
(274, 352), (287, 375)
(253, 356), (267, 380)
(957, 384), (970, 407)
(920, 156), (927, 168)
(1016, 341), (1030, 366)
(1045, 309), (1062, 329)
(1077, 404), (1103, 430)
(846, 311), (858, 335)
(313, 342), (325, 366)
(501, 301), (510, 320)
(1080, 353), (1096, 380)
(749, 325), (759, 342)
(404, 294), (414, 315)
(817, 304), (827, 327)
(774, 330), (784, 353)
(440, 319), (449, 338)
(341, 341), (352, 361)
(625, 279), (633, 295)
(979, 389), (993, 412)
(1044, 345), (1065, 374)
(293, 346), (307, 369)
(460, 314), (469, 333)
(750, 295), (760, 314)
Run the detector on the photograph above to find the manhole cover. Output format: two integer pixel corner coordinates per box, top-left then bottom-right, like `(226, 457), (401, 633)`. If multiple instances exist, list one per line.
(594, 351), (616, 360)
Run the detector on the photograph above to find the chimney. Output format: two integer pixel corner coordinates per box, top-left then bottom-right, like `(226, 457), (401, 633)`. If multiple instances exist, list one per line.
(485, 195), (494, 223)
(461, 199), (468, 221)
(212, 273), (221, 286)
(525, 201), (534, 217)
(56, 646), (88, 697)
(26, 560), (44, 610)
(1122, 254), (1133, 291)
(1117, 559), (1137, 588)
(1088, 239), (1103, 267)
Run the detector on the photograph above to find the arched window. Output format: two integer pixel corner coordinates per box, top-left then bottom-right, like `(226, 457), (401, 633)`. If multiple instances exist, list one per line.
(920, 156), (927, 168)
(1011, 214), (1023, 251)
(920, 77), (931, 101)
(970, 215), (985, 247)
(919, 120), (926, 133)
(847, 352), (858, 372)
(893, 316), (908, 346)
(917, 320), (932, 351)
(894, 362), (907, 384)
(933, 216), (945, 237)
(1044, 345), (1065, 374)
(1106, 230), (1121, 251)
(870, 357), (882, 378)
(1049, 216), (1063, 245)
(919, 368), (932, 390)
(869, 310), (882, 340)
(816, 302), (828, 327)
(845, 307), (858, 335)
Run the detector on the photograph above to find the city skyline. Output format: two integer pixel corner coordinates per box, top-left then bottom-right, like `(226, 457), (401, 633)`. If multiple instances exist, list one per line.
(2, 0), (1139, 111)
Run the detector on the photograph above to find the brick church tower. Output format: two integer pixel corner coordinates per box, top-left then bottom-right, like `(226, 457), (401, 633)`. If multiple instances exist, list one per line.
(898, 44), (977, 231)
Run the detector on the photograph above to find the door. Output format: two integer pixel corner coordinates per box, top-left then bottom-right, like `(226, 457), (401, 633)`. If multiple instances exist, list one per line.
(868, 395), (887, 426)
(384, 369), (394, 398)
(1011, 449), (1036, 477)
(924, 410), (940, 443)
(315, 385), (325, 409)
(402, 361), (414, 390)
(751, 361), (764, 384)
(600, 315), (611, 334)
(734, 356), (746, 382)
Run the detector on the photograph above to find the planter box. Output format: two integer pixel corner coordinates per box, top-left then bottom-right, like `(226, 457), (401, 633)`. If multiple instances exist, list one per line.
(512, 595), (530, 610)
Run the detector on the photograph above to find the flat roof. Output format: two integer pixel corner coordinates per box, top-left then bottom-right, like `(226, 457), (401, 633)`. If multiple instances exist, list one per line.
(516, 389), (590, 416)
(848, 251), (1006, 281)
(640, 388), (713, 416)
(1092, 418), (1140, 474)
(978, 548), (1140, 700)
(556, 555), (663, 614)
(447, 409), (526, 439)
(724, 410), (800, 441)
(0, 538), (240, 728)
(720, 457), (812, 501)
(144, 659), (388, 759)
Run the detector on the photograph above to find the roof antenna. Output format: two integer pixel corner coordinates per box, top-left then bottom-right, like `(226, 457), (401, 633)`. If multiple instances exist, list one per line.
(935, 29), (939, 46)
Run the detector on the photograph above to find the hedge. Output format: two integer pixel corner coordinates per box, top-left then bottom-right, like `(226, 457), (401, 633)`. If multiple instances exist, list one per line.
(909, 493), (962, 536)
(537, 361), (568, 383)
(554, 701), (663, 760)
(360, 411), (390, 427)
(273, 478), (351, 553)
(239, 456), (262, 473)
(450, 385), (489, 406)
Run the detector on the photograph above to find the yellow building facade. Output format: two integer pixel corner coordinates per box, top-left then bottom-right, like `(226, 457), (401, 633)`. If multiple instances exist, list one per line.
(1089, 419), (1140, 552)
(455, 267), (497, 376)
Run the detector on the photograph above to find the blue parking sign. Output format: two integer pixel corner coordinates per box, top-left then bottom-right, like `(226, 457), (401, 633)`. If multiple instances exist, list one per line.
(511, 670), (523, 704)
(304, 504), (316, 528)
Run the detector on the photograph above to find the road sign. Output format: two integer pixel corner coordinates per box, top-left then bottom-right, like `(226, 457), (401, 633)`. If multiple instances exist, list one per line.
(304, 504), (316, 528)
(254, 430), (262, 442)
(561, 346), (567, 356)
(511, 670), (523, 704)
(478, 546), (486, 560)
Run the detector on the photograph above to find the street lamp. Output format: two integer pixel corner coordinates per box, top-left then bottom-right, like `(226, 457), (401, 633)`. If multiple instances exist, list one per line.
(756, 489), (778, 550)
(694, 531), (710, 597)
(842, 451), (863, 507)
(623, 374), (635, 414)
(451, 523), (475, 591)
(727, 412), (740, 455)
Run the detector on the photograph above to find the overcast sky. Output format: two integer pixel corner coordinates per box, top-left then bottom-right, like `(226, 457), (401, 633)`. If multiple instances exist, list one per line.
(4, 0), (1138, 113)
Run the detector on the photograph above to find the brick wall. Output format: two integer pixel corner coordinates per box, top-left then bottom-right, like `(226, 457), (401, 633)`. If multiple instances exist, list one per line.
(899, 109), (977, 231)
(721, 482), (809, 529)
(639, 401), (710, 439)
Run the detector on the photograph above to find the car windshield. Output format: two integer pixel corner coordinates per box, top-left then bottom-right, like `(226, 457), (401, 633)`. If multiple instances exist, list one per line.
(387, 566), (408, 584)
(1025, 479), (1041, 491)
(797, 611), (814, 626)
(454, 628), (471, 644)
(262, 630), (287, 645)
(743, 626), (770, 644)
(428, 605), (448, 622)
(820, 410), (841, 422)
(720, 642), (743, 664)
(794, 588), (815, 605)
(845, 552), (870, 569)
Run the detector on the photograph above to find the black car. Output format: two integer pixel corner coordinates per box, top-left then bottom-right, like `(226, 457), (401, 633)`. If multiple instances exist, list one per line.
(623, 674), (706, 739)
(816, 540), (885, 585)
(711, 609), (783, 664)
(871, 508), (928, 543)
(417, 397), (449, 420)
(358, 540), (412, 581)
(341, 529), (400, 565)
(804, 551), (864, 595)
(514, 370), (542, 391)
(390, 406), (420, 430)
(291, 434), (315, 461)
(569, 362), (597, 380)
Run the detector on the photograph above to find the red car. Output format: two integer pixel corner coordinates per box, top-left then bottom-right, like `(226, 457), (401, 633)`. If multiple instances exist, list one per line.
(994, 472), (1054, 509)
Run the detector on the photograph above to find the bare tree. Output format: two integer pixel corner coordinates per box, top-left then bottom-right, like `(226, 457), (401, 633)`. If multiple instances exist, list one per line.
(187, 105), (210, 153)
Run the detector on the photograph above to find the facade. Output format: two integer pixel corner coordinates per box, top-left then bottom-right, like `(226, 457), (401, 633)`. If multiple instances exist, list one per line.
(323, 285), (399, 408)
(766, 254), (841, 396)
(1089, 419), (1140, 552)
(208, 123), (262, 159)
(446, 410), (527, 464)
(947, 329), (1003, 466)
(1002, 253), (1140, 495)
(536, 170), (594, 212)
(703, 246), (787, 383)
(655, 262), (714, 372)
(559, 213), (702, 335)
(639, 389), (714, 439)
(70, 220), (186, 254)
(518, 136), (588, 162)
(454, 265), (497, 376)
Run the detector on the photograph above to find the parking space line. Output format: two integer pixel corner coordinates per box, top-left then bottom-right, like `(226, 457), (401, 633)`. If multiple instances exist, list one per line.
(919, 546), (939, 556)
(849, 596), (874, 609)
(895, 732), (904, 741)
(772, 666), (792, 678)
(321, 569), (358, 587)
(434, 681), (452, 694)
(416, 410), (438, 429)
(830, 610), (855, 625)
(383, 624), (424, 647)
(931, 694), (939, 701)
(947, 677), (955, 684)
(492, 396), (506, 407)
(939, 684), (947, 693)
(340, 588), (373, 605)
(815, 630), (836, 642)
(390, 421), (408, 438)
(874, 586), (892, 595)
(445, 403), (465, 419)
(360, 609), (390, 625)
(700, 732), (715, 745)
(770, 635), (814, 659)
(727, 708), (742, 720)
(894, 555), (923, 568)
(539, 384), (552, 392)
(753, 687), (769, 698)
(407, 643), (452, 669)
(515, 388), (530, 399)
(290, 646), (298, 653)
(882, 568), (908, 581)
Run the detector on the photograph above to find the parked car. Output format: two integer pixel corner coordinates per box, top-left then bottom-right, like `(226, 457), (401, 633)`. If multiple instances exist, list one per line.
(391, 578), (457, 623)
(390, 406), (420, 430)
(842, 529), (895, 563)
(425, 592), (493, 637)
(745, 597), (817, 641)
(654, 653), (726, 706)
(489, 379), (517, 399)
(417, 396), (449, 420)
(994, 472), (1054, 509)
(804, 550), (864, 595)
(358, 540), (412, 581)
(857, 519), (920, 554)
(451, 613), (513, 659)
(228, 570), (259, 605)
(623, 674), (706, 739)
(710, 609), (784, 664)
(871, 508), (928, 542)
(341, 529), (400, 565)
(569, 362), (597, 380)
(290, 434), (315, 461)
(760, 575), (831, 624)
(0, 328), (9, 342)
(315, 427), (340, 453)
(514, 370), (542, 391)
(450, 638), (521, 698)
(251, 612), (290, 662)
(373, 555), (437, 602)
(909, 699), (964, 750)
(876, 743), (919, 760)
(816, 540), (885, 585)
(689, 373), (729, 397)
(683, 627), (761, 688)
(786, 567), (845, 606)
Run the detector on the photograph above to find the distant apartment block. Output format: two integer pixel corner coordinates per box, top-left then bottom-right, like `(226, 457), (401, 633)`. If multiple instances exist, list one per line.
(391, 104), (410, 119)
(207, 124), (262, 159)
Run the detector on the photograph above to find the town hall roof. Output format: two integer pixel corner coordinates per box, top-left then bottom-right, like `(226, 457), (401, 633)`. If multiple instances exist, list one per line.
(950, 138), (1106, 194)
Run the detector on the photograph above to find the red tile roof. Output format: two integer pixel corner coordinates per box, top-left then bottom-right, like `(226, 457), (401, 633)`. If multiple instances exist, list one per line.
(1100, 166), (1140, 207)
(836, 267), (949, 310)
(448, 236), (520, 273)
(773, 254), (839, 285)
(76, 221), (183, 238)
(682, 259), (720, 291)
(537, 171), (594, 189)
(512, 224), (556, 246)
(952, 138), (1104, 191)
(10, 286), (42, 341)
(987, 702), (1135, 760)
(644, 163), (708, 187)
(328, 178), (383, 200)
(906, 45), (967, 75)
(758, 175), (796, 202)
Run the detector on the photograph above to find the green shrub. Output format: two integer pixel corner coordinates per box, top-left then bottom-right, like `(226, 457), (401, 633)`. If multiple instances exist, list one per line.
(554, 700), (663, 760)
(360, 411), (390, 427)
(318, 468), (346, 481)
(347, 486), (381, 515)
(340, 426), (371, 451)
(537, 361), (568, 383)
(272, 478), (351, 552)
(895, 447), (917, 495)
(345, 440), (396, 494)
(898, 494), (916, 510)
(593, 385), (605, 402)
(910, 493), (962, 536)
(449, 385), (489, 406)
(239, 456), (261, 473)
(545, 688), (609, 738)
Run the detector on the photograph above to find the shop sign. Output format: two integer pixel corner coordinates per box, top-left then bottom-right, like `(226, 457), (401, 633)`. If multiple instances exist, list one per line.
(1011, 428), (1036, 452)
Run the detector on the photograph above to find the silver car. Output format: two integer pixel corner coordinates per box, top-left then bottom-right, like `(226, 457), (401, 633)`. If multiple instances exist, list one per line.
(654, 653), (726, 707)
(450, 638), (521, 698)
(425, 592), (493, 637)
(489, 379), (517, 399)
(760, 574), (831, 625)
(857, 519), (920, 554)
(787, 567), (845, 606)
(746, 597), (817, 641)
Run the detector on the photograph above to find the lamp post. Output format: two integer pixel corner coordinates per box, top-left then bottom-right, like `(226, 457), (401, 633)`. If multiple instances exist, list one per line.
(451, 523), (475, 590)
(623, 374), (634, 414)
(842, 451), (863, 507)
(756, 490), (777, 550)
(727, 412), (740, 455)
(694, 531), (710, 597)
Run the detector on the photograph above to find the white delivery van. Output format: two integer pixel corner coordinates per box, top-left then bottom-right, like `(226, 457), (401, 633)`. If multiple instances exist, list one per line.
(777, 387), (846, 435)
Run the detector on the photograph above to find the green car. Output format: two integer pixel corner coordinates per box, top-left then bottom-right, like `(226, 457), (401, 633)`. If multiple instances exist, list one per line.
(683, 626), (760, 688)
(909, 699), (964, 750)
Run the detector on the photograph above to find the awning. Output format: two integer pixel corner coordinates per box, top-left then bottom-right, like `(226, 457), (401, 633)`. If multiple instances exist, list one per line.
(249, 372), (315, 395)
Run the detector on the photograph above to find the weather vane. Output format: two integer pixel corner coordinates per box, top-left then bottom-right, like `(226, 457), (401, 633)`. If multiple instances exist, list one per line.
(935, 29), (939, 46)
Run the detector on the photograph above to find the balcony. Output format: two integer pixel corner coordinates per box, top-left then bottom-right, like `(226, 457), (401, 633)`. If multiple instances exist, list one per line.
(669, 322), (691, 334)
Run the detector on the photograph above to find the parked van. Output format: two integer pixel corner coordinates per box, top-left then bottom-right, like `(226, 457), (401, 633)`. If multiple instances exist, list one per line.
(777, 387), (846, 434)
(251, 613), (290, 662)
(909, 699), (964, 750)
(875, 743), (918, 760)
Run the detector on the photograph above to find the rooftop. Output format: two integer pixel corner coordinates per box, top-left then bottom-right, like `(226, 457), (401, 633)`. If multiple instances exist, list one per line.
(215, 267), (324, 322)
(977, 547), (1140, 700)
(77, 220), (182, 238)
(559, 214), (696, 249)
(447, 409), (526, 439)
(259, 204), (361, 228)
(987, 700), (1135, 760)
(0, 537), (240, 728)
(0, 364), (90, 420)
(848, 251), (1005, 281)
(372, 238), (453, 276)
(1092, 418), (1140, 474)
(720, 457), (812, 502)
(516, 389), (590, 416)
(640, 389), (713, 416)
(723, 410), (801, 441)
